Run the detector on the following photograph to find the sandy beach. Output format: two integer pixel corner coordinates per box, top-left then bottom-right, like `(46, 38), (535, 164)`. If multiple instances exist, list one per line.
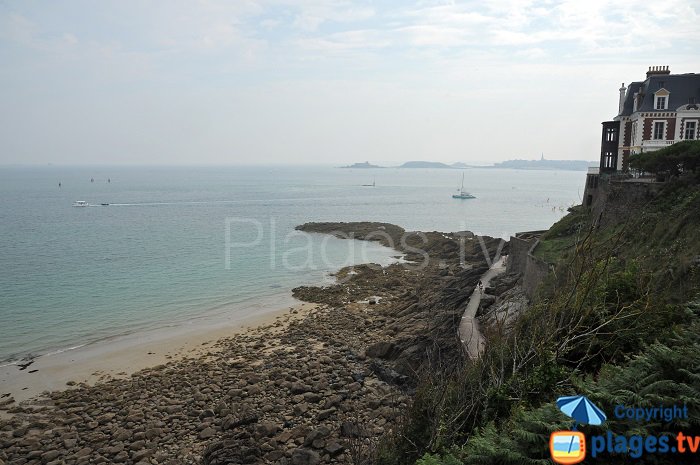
(0, 301), (318, 406)
(0, 223), (504, 464)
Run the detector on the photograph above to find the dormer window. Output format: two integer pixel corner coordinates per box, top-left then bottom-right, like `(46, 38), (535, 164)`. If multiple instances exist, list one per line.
(654, 89), (669, 110)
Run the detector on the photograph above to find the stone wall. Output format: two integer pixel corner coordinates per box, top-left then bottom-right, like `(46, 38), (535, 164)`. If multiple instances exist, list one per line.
(507, 231), (546, 276)
(591, 178), (664, 227)
(522, 243), (552, 300)
(506, 231), (549, 300)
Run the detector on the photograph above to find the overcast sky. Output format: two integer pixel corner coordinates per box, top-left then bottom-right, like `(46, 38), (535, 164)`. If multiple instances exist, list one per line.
(1, 1), (699, 165)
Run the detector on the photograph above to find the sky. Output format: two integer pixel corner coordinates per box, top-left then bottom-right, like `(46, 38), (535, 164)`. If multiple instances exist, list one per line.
(1, 0), (699, 166)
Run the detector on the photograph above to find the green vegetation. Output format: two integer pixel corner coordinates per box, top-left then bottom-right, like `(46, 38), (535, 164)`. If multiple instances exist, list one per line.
(532, 206), (589, 263)
(629, 140), (700, 180)
(379, 180), (700, 465)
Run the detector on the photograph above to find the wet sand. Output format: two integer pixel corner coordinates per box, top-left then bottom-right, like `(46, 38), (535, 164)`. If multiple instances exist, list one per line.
(0, 301), (317, 405)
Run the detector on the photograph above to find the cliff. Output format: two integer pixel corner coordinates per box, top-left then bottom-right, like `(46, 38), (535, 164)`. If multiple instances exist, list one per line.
(381, 179), (700, 465)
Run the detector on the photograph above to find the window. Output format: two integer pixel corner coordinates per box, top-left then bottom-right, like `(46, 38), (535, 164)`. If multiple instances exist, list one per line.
(605, 127), (617, 142)
(685, 121), (697, 140)
(655, 96), (667, 110)
(653, 121), (665, 140)
(603, 152), (615, 168)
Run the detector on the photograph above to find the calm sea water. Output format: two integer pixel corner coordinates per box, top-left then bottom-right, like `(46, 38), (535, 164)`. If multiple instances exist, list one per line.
(0, 165), (586, 362)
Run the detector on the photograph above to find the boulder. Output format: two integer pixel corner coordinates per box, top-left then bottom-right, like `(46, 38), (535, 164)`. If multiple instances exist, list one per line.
(365, 341), (399, 360)
(291, 448), (320, 465)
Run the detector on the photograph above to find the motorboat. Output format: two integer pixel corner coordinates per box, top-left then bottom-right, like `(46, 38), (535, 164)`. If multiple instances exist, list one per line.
(72, 200), (89, 207)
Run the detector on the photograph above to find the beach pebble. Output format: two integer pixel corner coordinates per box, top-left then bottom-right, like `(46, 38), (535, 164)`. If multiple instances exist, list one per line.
(325, 441), (345, 456)
(63, 438), (77, 448)
(41, 450), (61, 462)
(289, 382), (312, 394)
(198, 427), (216, 439)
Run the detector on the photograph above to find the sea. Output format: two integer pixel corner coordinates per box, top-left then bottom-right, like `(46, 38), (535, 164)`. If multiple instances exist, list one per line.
(0, 165), (586, 364)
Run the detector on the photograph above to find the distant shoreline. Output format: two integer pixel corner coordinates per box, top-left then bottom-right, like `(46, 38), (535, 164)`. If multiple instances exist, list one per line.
(341, 160), (597, 171)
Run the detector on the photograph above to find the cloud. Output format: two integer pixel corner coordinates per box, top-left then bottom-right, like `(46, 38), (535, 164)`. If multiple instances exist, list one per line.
(516, 47), (547, 59)
(292, 13), (325, 32)
(297, 29), (391, 51)
(0, 13), (37, 46)
(1, 0), (699, 165)
(288, 2), (376, 32)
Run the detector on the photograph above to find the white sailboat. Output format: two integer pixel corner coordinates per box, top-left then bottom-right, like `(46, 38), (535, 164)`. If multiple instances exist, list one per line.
(452, 173), (475, 199)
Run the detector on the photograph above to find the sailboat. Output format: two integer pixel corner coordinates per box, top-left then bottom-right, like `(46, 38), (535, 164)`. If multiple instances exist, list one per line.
(362, 177), (376, 187)
(452, 173), (475, 199)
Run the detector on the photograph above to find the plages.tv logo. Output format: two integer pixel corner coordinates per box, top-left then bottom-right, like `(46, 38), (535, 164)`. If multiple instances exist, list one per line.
(549, 395), (606, 464)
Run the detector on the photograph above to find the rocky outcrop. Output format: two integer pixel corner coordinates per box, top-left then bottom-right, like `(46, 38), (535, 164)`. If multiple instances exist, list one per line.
(296, 221), (507, 265)
(200, 224), (504, 464)
(296, 222), (406, 250)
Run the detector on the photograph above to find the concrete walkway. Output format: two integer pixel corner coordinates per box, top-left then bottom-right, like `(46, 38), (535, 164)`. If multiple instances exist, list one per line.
(458, 256), (507, 359)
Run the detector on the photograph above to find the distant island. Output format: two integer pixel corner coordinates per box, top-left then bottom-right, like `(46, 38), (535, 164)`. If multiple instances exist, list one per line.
(340, 158), (597, 171)
(398, 161), (455, 169)
(340, 161), (385, 169)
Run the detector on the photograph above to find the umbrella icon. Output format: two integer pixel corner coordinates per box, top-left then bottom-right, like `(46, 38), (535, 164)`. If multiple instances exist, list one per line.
(556, 395), (607, 428)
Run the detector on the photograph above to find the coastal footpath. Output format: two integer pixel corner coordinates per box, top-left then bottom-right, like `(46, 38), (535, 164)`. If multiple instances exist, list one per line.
(379, 170), (700, 464)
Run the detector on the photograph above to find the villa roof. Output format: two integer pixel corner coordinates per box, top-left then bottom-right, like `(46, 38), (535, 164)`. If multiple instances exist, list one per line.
(619, 73), (700, 116)
(620, 81), (643, 115)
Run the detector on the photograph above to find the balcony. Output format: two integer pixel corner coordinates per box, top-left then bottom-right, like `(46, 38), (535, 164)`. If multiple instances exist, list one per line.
(641, 139), (675, 148)
(587, 167), (600, 174)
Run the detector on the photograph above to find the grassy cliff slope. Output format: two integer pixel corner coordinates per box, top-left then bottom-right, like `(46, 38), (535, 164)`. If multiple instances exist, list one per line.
(380, 179), (700, 465)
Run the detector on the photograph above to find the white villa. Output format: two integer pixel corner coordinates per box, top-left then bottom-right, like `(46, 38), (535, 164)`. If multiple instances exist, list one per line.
(584, 66), (699, 207)
(599, 66), (700, 173)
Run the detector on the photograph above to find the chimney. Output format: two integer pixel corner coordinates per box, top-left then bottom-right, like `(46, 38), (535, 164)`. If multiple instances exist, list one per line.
(618, 83), (626, 115)
(646, 65), (671, 78)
